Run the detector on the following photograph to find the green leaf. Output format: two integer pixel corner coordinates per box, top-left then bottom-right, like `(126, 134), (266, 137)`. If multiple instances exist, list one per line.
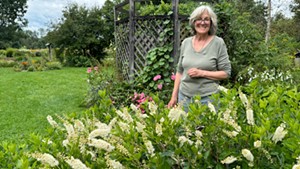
(259, 99), (268, 109)
(165, 78), (171, 83)
(164, 55), (170, 59)
(168, 58), (174, 62)
(163, 71), (169, 77)
(159, 61), (165, 66)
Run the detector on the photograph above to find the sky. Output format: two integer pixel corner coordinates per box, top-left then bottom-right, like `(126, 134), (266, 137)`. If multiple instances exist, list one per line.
(24, 0), (106, 32)
(24, 0), (294, 33)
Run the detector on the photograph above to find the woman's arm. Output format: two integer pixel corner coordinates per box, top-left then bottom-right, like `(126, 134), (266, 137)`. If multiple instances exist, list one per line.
(187, 68), (228, 80)
(167, 72), (182, 108)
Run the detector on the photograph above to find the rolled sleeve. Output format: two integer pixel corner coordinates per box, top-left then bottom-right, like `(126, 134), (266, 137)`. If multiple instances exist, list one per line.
(217, 40), (231, 77)
(176, 41), (186, 74)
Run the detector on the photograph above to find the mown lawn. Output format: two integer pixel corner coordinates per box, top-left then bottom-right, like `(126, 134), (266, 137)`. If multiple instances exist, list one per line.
(0, 67), (88, 142)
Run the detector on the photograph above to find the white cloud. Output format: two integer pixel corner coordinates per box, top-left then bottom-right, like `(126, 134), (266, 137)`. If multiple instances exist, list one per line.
(24, 0), (106, 32)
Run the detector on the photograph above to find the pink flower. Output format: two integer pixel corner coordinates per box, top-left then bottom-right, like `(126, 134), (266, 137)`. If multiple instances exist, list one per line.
(94, 66), (98, 71)
(140, 93), (145, 99)
(153, 75), (162, 81)
(137, 97), (147, 103)
(87, 67), (92, 73)
(171, 73), (176, 81)
(157, 84), (163, 90)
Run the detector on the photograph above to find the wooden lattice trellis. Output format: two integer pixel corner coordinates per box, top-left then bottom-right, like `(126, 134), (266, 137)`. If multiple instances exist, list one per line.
(114, 0), (210, 80)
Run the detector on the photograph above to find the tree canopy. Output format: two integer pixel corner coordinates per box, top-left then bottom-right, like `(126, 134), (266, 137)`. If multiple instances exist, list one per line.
(44, 3), (115, 65)
(0, 0), (28, 49)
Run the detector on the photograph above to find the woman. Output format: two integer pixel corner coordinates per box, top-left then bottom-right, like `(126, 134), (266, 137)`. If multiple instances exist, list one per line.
(167, 5), (231, 112)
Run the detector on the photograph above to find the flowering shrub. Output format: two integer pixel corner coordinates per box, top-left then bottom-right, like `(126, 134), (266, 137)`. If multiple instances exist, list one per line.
(237, 66), (294, 85)
(131, 92), (153, 112)
(84, 65), (134, 108)
(1, 80), (299, 168)
(13, 57), (62, 72)
(133, 45), (175, 103)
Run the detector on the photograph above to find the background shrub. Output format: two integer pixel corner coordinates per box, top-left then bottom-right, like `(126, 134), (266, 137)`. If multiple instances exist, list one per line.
(45, 61), (62, 70)
(6, 48), (15, 58)
(0, 50), (6, 58)
(0, 59), (17, 67)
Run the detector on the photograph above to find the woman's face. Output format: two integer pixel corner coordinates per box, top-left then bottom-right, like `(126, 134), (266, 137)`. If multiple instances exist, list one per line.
(194, 11), (211, 35)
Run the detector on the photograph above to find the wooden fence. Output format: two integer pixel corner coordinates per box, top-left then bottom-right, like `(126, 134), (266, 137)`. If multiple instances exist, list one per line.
(114, 0), (211, 80)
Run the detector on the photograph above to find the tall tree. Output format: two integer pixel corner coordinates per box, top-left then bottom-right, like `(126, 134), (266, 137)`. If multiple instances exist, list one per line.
(100, 0), (118, 45)
(0, 0), (28, 49)
(265, 0), (271, 43)
(232, 0), (266, 28)
(291, 0), (300, 41)
(45, 3), (111, 64)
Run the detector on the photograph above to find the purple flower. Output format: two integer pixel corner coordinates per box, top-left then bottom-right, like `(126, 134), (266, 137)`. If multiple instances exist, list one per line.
(153, 75), (162, 81)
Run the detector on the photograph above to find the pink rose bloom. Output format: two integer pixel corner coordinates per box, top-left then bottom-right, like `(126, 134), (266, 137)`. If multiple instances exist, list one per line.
(157, 84), (163, 90)
(87, 67), (92, 73)
(171, 73), (176, 81)
(153, 75), (162, 81)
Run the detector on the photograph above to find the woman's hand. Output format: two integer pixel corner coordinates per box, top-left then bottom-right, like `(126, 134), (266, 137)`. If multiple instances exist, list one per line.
(188, 68), (228, 80)
(188, 68), (206, 78)
(167, 97), (177, 108)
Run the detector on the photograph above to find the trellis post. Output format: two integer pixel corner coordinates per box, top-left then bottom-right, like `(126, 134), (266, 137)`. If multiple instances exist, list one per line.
(129, 0), (135, 81)
(172, 0), (179, 67)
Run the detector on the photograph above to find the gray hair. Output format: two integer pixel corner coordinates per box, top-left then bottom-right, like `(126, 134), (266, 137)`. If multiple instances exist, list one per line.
(189, 5), (217, 35)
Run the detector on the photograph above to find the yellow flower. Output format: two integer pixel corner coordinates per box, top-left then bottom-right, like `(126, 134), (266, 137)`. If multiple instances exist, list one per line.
(221, 156), (237, 164)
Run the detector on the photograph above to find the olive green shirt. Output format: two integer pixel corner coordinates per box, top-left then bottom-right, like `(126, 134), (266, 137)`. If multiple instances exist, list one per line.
(177, 36), (231, 97)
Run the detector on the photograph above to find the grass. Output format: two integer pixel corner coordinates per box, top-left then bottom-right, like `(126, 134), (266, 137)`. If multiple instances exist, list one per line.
(0, 67), (88, 142)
